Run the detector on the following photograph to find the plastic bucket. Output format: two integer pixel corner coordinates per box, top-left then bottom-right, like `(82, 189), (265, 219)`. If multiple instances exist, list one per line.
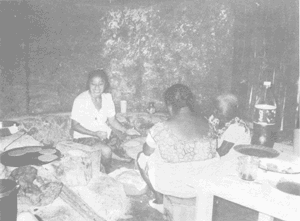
(0, 179), (19, 221)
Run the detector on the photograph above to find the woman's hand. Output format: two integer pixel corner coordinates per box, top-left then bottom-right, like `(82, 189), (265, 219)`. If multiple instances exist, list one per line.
(94, 131), (107, 140)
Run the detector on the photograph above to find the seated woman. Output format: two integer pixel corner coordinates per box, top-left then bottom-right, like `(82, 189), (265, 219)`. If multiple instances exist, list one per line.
(71, 69), (130, 174)
(208, 93), (251, 157)
(137, 84), (218, 213)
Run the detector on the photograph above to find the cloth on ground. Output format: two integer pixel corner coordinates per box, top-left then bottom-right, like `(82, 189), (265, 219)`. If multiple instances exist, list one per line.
(109, 167), (147, 196)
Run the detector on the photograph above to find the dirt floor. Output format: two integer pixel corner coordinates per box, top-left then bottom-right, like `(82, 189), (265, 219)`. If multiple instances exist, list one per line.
(110, 159), (164, 221)
(110, 159), (285, 221)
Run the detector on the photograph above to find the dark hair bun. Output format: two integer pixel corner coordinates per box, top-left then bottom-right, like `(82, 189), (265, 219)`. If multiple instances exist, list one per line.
(164, 84), (195, 113)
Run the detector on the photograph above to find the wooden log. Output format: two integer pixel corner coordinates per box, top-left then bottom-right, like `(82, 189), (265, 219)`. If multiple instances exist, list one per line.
(36, 158), (106, 221)
(59, 184), (106, 221)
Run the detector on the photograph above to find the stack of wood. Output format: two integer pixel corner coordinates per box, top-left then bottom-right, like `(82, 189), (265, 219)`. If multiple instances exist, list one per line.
(36, 163), (107, 221)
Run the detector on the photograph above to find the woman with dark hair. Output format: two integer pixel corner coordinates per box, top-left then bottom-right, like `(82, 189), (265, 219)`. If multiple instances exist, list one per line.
(209, 94), (251, 157)
(71, 69), (130, 174)
(137, 84), (218, 213)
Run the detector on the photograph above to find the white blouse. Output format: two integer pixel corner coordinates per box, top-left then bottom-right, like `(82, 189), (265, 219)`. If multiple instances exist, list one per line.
(71, 91), (116, 139)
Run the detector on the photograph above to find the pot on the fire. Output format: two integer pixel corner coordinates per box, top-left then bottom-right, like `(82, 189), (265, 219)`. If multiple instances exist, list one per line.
(0, 179), (20, 221)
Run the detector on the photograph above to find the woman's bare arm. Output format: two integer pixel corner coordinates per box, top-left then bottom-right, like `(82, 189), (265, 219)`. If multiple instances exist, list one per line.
(71, 119), (107, 140)
(71, 120), (97, 137)
(72, 120), (108, 140)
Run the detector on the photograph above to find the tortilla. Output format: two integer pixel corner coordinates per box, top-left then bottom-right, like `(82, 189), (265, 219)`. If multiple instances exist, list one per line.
(24, 146), (43, 153)
(38, 154), (58, 162)
(116, 115), (128, 123)
(126, 128), (141, 136)
(123, 140), (141, 147)
(8, 149), (26, 157)
(39, 149), (57, 155)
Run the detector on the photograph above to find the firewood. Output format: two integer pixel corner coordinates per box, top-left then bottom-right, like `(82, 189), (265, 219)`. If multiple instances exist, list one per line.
(59, 185), (106, 221)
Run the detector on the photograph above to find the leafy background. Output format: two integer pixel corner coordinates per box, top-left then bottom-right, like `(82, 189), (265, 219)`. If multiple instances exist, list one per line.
(0, 0), (234, 117)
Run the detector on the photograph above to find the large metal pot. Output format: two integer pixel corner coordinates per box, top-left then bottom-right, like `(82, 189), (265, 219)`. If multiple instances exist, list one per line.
(0, 179), (20, 221)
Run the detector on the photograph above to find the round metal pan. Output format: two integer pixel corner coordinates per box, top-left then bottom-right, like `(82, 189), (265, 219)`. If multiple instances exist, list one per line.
(234, 144), (280, 158)
(0, 146), (62, 167)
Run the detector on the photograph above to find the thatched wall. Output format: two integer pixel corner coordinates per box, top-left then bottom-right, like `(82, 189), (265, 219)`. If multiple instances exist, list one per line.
(0, 0), (298, 132)
(230, 0), (299, 130)
(0, 0), (233, 117)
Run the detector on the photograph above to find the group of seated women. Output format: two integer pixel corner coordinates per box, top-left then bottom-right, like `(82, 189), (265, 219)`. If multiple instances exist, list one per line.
(70, 69), (251, 213)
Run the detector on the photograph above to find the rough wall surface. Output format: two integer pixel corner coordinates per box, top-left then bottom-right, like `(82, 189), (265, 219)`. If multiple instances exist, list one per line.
(230, 0), (299, 130)
(0, 0), (234, 117)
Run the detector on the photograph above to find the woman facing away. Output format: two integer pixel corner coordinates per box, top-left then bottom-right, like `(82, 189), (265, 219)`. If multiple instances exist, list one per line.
(71, 69), (131, 174)
(137, 84), (218, 214)
(209, 93), (251, 157)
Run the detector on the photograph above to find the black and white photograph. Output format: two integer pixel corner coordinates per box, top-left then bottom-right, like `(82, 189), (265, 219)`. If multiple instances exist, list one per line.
(0, 0), (299, 220)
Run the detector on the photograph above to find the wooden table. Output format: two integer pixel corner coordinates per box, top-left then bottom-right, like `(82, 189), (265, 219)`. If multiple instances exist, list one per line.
(195, 143), (300, 221)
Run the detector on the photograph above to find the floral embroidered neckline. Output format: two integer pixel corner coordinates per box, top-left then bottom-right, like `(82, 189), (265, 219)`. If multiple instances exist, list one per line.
(209, 115), (249, 139)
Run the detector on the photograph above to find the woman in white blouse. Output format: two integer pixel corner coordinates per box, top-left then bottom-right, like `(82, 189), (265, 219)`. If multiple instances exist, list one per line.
(71, 69), (129, 173)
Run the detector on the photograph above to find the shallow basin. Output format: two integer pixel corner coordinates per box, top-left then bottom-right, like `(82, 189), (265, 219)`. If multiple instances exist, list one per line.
(276, 181), (300, 196)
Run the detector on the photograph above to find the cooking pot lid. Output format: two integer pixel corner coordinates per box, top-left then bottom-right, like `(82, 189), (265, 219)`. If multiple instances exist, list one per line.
(0, 179), (16, 194)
